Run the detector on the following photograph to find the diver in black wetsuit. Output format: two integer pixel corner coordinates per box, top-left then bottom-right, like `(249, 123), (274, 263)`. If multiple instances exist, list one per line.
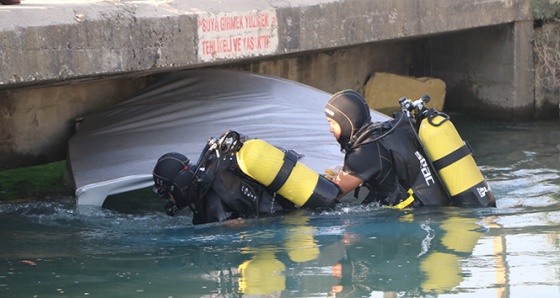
(152, 130), (341, 225)
(324, 89), (496, 208)
(152, 149), (298, 225)
(324, 89), (404, 206)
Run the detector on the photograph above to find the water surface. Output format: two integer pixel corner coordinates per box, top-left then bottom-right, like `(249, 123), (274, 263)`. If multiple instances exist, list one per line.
(1, 114), (559, 297)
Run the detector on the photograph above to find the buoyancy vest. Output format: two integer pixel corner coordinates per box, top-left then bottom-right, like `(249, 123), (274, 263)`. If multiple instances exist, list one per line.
(350, 109), (496, 208)
(349, 112), (452, 207)
(193, 153), (296, 225)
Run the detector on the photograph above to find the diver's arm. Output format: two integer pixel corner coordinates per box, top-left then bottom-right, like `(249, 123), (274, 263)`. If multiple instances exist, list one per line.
(333, 171), (364, 197)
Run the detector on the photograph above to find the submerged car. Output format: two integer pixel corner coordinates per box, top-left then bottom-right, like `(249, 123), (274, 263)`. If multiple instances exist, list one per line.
(67, 69), (389, 207)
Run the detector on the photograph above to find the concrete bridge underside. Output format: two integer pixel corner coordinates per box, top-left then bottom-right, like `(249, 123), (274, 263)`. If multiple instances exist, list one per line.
(0, 0), (538, 169)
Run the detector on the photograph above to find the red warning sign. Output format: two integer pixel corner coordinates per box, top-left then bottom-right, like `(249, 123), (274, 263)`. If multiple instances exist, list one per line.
(197, 10), (279, 61)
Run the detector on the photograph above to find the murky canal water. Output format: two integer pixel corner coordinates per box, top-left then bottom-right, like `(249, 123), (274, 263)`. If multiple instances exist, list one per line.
(1, 114), (559, 298)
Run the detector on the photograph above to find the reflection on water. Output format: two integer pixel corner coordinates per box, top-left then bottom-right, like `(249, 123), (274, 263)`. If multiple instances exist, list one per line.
(1, 115), (560, 297)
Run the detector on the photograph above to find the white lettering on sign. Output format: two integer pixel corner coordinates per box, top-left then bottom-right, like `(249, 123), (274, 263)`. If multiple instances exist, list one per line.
(197, 10), (279, 62)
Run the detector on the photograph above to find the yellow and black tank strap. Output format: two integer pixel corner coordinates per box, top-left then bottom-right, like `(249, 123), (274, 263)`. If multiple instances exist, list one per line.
(431, 142), (472, 171)
(267, 150), (298, 193)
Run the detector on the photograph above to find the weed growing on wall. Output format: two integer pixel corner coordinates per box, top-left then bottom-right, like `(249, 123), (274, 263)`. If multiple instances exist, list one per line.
(532, 1), (560, 90)
(533, 21), (560, 90)
(531, 0), (560, 21)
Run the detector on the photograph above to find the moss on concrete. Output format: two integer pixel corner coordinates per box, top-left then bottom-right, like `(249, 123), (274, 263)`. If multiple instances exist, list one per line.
(0, 161), (73, 202)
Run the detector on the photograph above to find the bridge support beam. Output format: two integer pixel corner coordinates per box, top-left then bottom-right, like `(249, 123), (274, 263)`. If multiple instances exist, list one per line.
(430, 21), (535, 120)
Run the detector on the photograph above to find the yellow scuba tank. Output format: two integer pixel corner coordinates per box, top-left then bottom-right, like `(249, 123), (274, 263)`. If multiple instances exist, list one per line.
(236, 139), (340, 208)
(418, 111), (495, 207)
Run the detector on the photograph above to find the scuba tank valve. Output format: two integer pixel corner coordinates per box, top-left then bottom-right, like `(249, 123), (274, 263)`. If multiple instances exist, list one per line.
(400, 94), (431, 116)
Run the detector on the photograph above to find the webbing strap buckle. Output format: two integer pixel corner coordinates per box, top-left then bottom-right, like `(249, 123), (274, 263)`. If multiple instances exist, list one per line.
(393, 189), (415, 209)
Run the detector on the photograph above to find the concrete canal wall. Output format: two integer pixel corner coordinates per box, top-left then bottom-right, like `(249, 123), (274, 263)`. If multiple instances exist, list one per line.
(0, 0), (547, 169)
